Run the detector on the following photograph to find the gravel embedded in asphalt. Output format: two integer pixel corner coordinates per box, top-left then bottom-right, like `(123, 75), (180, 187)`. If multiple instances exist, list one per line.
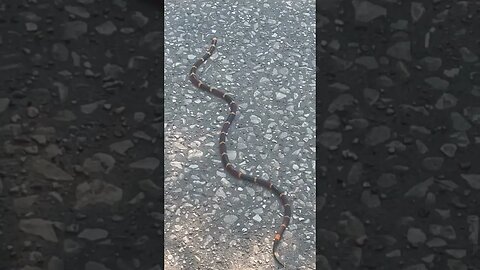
(165, 0), (316, 269)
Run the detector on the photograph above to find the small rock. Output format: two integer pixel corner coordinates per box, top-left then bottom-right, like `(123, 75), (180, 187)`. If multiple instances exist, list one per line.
(328, 94), (355, 113)
(426, 237), (447, 248)
(391, 19), (408, 30)
(323, 114), (341, 130)
(440, 143), (457, 157)
(363, 88), (379, 105)
(78, 228), (109, 241)
(103, 63), (124, 78)
(64, 5), (90, 18)
(84, 153), (116, 174)
(250, 115), (261, 124)
(19, 219), (58, 242)
(405, 178), (434, 198)
(224, 215), (238, 225)
(449, 131), (470, 147)
(376, 75), (394, 88)
(139, 31), (162, 51)
(420, 57), (442, 71)
(407, 227), (426, 246)
(138, 179), (162, 199)
(387, 41), (412, 61)
(275, 92), (287, 100)
(27, 106), (40, 118)
(459, 47), (478, 63)
(445, 249), (466, 259)
(109, 140), (134, 155)
(131, 11), (149, 27)
(252, 214), (262, 222)
(464, 107), (480, 124)
(411, 2), (425, 22)
(31, 158), (73, 181)
(365, 125), (391, 146)
(25, 22), (38, 31)
(339, 211), (367, 245)
(355, 56), (379, 70)
(319, 131), (342, 149)
(467, 215), (479, 245)
(53, 110), (77, 122)
(352, 0), (387, 22)
(13, 195), (39, 216)
(129, 157), (159, 170)
(47, 256), (64, 270)
(0, 98), (10, 113)
(75, 179), (123, 209)
(444, 68), (460, 78)
(53, 82), (69, 103)
(347, 162), (363, 185)
(81, 102), (100, 114)
(95, 21), (117, 35)
(435, 93), (457, 110)
(461, 174), (480, 189)
(424, 77), (449, 91)
(451, 112), (471, 131)
(429, 224), (456, 240)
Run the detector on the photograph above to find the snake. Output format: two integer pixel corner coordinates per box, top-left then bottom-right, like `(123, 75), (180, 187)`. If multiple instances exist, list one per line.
(188, 37), (292, 268)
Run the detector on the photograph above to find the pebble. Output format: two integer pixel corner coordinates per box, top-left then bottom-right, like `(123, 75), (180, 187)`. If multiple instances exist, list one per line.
(435, 93), (457, 110)
(461, 174), (480, 189)
(387, 41), (412, 62)
(420, 56), (442, 71)
(450, 112), (472, 131)
(352, 0), (387, 23)
(407, 227), (427, 246)
(65, 5), (90, 18)
(78, 228), (109, 241)
(424, 77), (449, 91)
(224, 215), (238, 225)
(459, 47), (478, 63)
(0, 98), (10, 113)
(364, 125), (391, 146)
(95, 21), (117, 35)
(411, 2), (425, 22)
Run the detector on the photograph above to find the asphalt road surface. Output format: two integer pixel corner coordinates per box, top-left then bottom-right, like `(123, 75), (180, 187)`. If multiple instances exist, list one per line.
(1, 1), (163, 269)
(164, 0), (315, 269)
(318, 0), (480, 270)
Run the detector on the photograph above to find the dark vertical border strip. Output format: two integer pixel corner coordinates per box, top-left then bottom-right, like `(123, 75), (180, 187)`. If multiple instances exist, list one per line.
(160, 0), (165, 269)
(316, 0), (327, 269)
(316, 0), (322, 268)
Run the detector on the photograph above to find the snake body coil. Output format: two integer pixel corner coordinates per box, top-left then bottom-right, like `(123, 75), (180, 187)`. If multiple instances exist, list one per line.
(188, 37), (292, 268)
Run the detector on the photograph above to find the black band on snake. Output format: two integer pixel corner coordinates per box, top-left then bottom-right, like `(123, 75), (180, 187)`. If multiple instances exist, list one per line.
(188, 37), (292, 268)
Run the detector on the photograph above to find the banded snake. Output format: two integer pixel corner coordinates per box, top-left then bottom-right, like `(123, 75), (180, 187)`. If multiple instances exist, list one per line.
(188, 37), (292, 268)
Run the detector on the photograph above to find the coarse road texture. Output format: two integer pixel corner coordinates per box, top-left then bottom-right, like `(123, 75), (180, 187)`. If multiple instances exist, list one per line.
(0, 1), (163, 269)
(318, 1), (480, 270)
(165, 0), (315, 269)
